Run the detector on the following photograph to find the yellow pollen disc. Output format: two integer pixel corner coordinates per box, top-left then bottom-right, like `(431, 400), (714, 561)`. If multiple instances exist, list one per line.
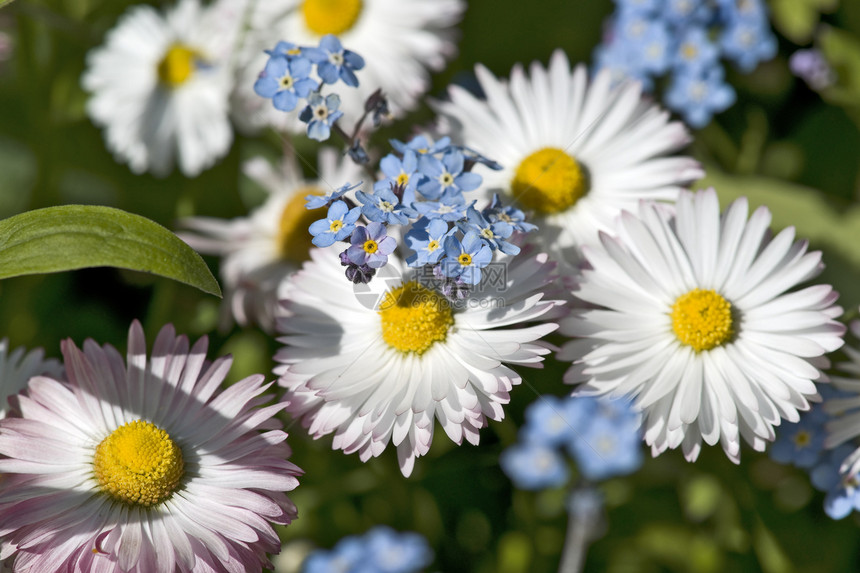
(379, 281), (454, 355)
(279, 74), (295, 89)
(397, 173), (410, 186)
(329, 219), (344, 233)
(440, 173), (455, 187)
(427, 240), (440, 252)
(458, 253), (472, 266)
(93, 420), (184, 507)
(511, 147), (587, 214)
(277, 189), (324, 262)
(157, 44), (198, 88)
(793, 430), (811, 447)
(670, 288), (734, 352)
(363, 239), (378, 254)
(302, 0), (363, 35)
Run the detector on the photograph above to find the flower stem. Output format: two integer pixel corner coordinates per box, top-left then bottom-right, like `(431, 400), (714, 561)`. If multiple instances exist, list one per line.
(558, 485), (603, 573)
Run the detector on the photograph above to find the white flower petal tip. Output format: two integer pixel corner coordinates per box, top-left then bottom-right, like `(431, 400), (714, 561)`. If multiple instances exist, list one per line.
(559, 189), (845, 464)
(0, 320), (301, 572)
(275, 247), (565, 476)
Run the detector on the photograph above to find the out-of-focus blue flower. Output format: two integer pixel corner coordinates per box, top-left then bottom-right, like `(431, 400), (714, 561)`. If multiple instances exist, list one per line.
(521, 395), (592, 447)
(440, 232), (492, 285)
(458, 207), (519, 255)
(304, 34), (365, 87)
(309, 200), (360, 247)
(347, 222), (396, 268)
(357, 186), (415, 226)
(413, 194), (473, 222)
(254, 55), (317, 112)
(265, 40), (304, 58)
(673, 26), (720, 74)
(811, 444), (860, 520)
(770, 407), (828, 469)
(406, 218), (454, 267)
(416, 150), (482, 200)
(305, 181), (362, 210)
(301, 526), (433, 573)
(500, 441), (570, 490)
(665, 67), (735, 128)
(719, 17), (778, 72)
(568, 413), (643, 481)
(390, 135), (451, 156)
(299, 93), (344, 141)
(637, 20), (672, 75)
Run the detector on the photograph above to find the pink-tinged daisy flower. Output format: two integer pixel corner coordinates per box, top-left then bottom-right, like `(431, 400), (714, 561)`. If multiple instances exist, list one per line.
(274, 246), (565, 477)
(0, 338), (62, 418)
(432, 50), (704, 267)
(0, 322), (301, 572)
(559, 189), (845, 463)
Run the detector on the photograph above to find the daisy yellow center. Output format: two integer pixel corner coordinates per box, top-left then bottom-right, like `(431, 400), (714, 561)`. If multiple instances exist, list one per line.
(277, 189), (323, 262)
(302, 0), (363, 35)
(157, 44), (198, 88)
(511, 147), (586, 214)
(379, 281), (454, 355)
(93, 420), (184, 507)
(670, 288), (734, 352)
(363, 239), (378, 253)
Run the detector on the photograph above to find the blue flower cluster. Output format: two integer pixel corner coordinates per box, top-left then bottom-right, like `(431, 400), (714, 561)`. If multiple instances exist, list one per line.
(594, 0), (778, 127)
(769, 385), (860, 520)
(306, 135), (535, 290)
(254, 35), (365, 140)
(301, 526), (433, 573)
(500, 394), (643, 489)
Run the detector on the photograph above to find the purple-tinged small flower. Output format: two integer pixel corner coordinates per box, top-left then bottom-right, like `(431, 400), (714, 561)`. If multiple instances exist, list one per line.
(365, 88), (391, 127)
(390, 135), (451, 156)
(501, 441), (569, 490)
(339, 249), (377, 284)
(357, 186), (415, 225)
(348, 139), (370, 164)
(380, 150), (420, 192)
(790, 49), (836, 91)
(459, 206), (519, 255)
(484, 194), (537, 233)
(309, 200), (360, 247)
(305, 181), (362, 210)
(440, 232), (492, 285)
(304, 34), (365, 87)
(416, 150), (482, 200)
(405, 218), (454, 267)
(299, 93), (343, 141)
(254, 55), (318, 112)
(347, 222), (397, 268)
(431, 264), (470, 300)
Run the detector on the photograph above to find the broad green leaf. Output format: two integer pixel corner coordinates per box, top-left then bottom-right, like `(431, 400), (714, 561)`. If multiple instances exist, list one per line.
(770, 0), (836, 43)
(819, 26), (860, 120)
(0, 205), (221, 297)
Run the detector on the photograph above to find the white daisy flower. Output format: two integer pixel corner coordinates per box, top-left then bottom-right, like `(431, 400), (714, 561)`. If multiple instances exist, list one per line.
(0, 338), (62, 418)
(558, 189), (845, 463)
(274, 246), (565, 476)
(432, 50), (704, 266)
(82, 0), (238, 176)
(823, 320), (860, 475)
(232, 0), (464, 132)
(0, 321), (301, 572)
(179, 147), (363, 331)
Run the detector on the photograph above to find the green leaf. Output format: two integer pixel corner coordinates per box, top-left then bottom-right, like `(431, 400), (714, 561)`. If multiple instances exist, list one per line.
(0, 205), (221, 297)
(769, 0), (836, 44)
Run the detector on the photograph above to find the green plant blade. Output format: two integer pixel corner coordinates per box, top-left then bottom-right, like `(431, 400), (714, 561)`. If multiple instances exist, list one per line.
(0, 205), (221, 297)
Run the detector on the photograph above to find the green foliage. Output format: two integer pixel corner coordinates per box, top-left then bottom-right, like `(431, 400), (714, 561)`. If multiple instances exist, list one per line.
(0, 205), (221, 296)
(770, 0), (836, 43)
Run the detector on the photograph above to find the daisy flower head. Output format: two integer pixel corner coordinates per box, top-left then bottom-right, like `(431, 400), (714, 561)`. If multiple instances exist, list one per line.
(432, 50), (704, 268)
(0, 338), (62, 418)
(233, 0), (465, 132)
(82, 0), (237, 177)
(558, 189), (845, 463)
(179, 148), (363, 331)
(275, 246), (565, 477)
(0, 321), (301, 572)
